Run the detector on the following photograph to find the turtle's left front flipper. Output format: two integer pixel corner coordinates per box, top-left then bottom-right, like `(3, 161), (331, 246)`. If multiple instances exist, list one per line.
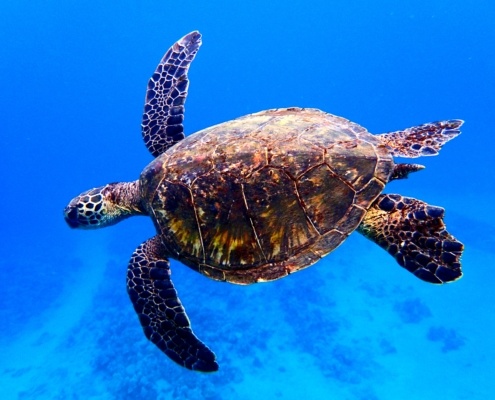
(142, 31), (202, 157)
(127, 236), (218, 372)
(358, 194), (463, 284)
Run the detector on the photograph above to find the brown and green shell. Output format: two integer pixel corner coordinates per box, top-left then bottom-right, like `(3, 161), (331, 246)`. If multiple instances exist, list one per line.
(139, 108), (394, 284)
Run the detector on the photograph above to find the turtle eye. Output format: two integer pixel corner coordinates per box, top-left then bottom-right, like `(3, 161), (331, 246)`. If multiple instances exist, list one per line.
(64, 206), (80, 228)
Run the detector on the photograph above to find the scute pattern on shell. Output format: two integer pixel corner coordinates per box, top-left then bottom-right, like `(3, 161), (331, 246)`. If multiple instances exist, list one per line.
(143, 108), (394, 284)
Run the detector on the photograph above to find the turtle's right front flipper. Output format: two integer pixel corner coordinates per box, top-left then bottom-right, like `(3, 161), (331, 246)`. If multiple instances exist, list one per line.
(358, 194), (464, 284)
(127, 236), (218, 372)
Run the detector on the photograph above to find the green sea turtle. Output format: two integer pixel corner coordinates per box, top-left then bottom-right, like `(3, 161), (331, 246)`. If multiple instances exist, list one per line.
(64, 31), (464, 372)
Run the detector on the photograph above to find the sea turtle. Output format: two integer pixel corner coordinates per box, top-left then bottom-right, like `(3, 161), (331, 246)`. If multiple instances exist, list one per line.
(64, 31), (464, 372)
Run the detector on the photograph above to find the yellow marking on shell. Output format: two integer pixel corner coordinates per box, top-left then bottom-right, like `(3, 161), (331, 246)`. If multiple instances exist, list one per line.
(257, 197), (311, 258)
(208, 229), (256, 265)
(190, 237), (203, 258)
(271, 236), (282, 257)
(290, 225), (311, 248)
(168, 213), (203, 258)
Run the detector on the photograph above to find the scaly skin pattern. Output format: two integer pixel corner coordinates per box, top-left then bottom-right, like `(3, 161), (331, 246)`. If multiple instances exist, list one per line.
(377, 120), (463, 158)
(141, 108), (394, 284)
(127, 236), (218, 372)
(64, 181), (144, 228)
(142, 31), (202, 157)
(358, 194), (463, 283)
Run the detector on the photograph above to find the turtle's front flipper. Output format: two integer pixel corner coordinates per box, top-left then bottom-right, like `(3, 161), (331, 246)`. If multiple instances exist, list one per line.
(142, 31), (202, 157)
(377, 120), (463, 158)
(127, 236), (218, 372)
(357, 194), (463, 284)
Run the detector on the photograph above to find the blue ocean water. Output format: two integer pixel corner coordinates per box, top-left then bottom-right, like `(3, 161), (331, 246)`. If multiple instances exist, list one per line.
(2, 0), (494, 398)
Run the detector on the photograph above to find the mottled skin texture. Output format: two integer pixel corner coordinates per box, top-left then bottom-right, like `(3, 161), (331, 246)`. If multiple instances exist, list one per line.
(127, 236), (216, 370)
(358, 194), (463, 283)
(378, 120), (463, 158)
(142, 31), (201, 156)
(64, 31), (464, 372)
(65, 182), (142, 228)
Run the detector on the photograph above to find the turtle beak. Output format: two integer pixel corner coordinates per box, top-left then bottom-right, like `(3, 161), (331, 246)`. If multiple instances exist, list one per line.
(64, 204), (80, 228)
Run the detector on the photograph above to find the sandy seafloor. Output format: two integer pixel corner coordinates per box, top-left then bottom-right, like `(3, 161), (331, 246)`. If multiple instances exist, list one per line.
(1, 1), (495, 399)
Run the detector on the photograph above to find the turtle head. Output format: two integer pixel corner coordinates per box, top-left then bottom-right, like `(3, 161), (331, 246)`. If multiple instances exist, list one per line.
(64, 181), (146, 229)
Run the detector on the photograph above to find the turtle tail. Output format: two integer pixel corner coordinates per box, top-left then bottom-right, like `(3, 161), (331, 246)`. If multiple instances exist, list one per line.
(376, 120), (463, 158)
(358, 194), (464, 284)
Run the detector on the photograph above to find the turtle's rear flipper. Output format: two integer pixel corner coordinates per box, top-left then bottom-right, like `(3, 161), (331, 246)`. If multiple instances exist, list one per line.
(357, 194), (463, 284)
(127, 236), (218, 372)
(377, 120), (463, 158)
